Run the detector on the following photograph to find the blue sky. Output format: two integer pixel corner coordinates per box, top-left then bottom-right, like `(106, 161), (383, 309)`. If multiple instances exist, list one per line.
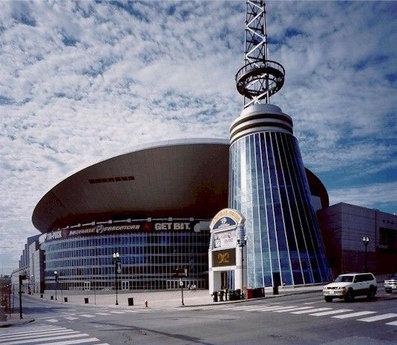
(0, 0), (396, 274)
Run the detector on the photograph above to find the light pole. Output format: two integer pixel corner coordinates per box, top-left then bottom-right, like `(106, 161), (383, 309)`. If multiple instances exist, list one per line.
(112, 252), (121, 305)
(54, 271), (59, 300)
(237, 235), (247, 299)
(362, 236), (370, 272)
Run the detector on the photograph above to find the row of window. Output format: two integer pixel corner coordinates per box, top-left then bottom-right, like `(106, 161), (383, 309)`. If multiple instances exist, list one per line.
(43, 231), (210, 291)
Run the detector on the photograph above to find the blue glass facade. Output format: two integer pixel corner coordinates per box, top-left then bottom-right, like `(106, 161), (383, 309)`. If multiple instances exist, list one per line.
(42, 222), (209, 291)
(229, 130), (331, 287)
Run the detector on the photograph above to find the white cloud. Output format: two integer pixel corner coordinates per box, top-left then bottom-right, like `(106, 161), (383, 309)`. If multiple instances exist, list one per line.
(329, 182), (397, 210)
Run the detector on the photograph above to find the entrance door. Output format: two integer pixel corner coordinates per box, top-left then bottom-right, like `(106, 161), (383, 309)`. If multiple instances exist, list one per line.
(83, 281), (91, 291)
(122, 281), (129, 290)
(220, 271), (235, 289)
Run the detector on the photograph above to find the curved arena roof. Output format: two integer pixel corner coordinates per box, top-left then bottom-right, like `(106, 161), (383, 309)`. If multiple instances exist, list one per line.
(32, 138), (328, 233)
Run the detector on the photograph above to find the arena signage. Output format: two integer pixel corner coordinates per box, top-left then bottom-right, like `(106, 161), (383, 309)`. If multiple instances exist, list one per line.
(212, 248), (236, 267)
(45, 220), (201, 242)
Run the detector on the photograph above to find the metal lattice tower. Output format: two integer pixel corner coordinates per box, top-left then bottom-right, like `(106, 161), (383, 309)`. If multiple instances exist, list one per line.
(236, 0), (285, 108)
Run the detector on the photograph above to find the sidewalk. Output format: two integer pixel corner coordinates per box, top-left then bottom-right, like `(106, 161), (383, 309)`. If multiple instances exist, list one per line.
(0, 314), (35, 328)
(30, 284), (323, 309)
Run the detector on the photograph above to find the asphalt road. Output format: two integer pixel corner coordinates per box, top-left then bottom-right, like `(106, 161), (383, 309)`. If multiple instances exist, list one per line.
(2, 291), (397, 345)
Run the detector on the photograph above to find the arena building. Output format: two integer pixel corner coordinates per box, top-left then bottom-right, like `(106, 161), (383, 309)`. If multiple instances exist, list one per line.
(31, 139), (329, 292)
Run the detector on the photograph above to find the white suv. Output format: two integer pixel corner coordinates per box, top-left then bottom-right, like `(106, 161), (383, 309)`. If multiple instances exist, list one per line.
(323, 273), (377, 302)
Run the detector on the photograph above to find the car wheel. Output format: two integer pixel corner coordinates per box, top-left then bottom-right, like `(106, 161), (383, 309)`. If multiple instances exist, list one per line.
(367, 286), (376, 300)
(344, 290), (354, 302)
(324, 296), (333, 302)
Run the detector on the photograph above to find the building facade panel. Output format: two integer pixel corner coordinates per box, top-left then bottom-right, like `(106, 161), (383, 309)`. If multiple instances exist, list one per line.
(230, 129), (332, 288)
(41, 219), (210, 291)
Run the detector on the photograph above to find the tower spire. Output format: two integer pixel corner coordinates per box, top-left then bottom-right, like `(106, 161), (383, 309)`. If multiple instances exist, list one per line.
(236, 0), (285, 108)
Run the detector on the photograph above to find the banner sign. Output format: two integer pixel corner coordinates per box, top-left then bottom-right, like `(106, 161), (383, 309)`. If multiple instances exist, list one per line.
(210, 208), (245, 232)
(212, 248), (236, 267)
(45, 220), (203, 242)
(213, 230), (236, 249)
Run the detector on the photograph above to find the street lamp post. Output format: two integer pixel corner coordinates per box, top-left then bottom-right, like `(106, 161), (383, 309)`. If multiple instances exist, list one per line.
(54, 271), (59, 301)
(237, 234), (247, 299)
(362, 236), (370, 272)
(112, 252), (121, 305)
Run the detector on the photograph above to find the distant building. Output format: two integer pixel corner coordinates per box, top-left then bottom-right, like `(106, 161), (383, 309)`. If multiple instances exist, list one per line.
(318, 203), (397, 277)
(11, 234), (44, 294)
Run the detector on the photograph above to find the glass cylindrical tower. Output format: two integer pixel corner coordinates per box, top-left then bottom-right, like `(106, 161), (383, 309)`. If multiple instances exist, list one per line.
(229, 103), (331, 287)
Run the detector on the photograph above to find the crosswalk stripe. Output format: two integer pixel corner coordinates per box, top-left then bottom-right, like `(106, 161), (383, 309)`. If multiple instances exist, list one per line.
(42, 338), (103, 345)
(332, 311), (376, 319)
(310, 309), (352, 316)
(0, 327), (66, 337)
(303, 302), (317, 305)
(0, 333), (89, 345)
(95, 312), (110, 315)
(358, 313), (397, 322)
(233, 305), (293, 311)
(273, 306), (315, 313)
(291, 307), (331, 314)
(0, 330), (72, 341)
(65, 316), (79, 320)
(46, 319), (59, 322)
(80, 314), (96, 318)
(386, 320), (397, 326)
(0, 331), (78, 342)
(109, 311), (125, 314)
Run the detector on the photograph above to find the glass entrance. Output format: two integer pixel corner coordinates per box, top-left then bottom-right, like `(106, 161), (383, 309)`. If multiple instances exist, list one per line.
(83, 281), (91, 291)
(220, 271), (235, 289)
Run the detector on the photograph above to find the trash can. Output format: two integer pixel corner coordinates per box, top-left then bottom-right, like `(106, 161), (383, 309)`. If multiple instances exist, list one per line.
(128, 297), (134, 306)
(219, 290), (224, 302)
(84, 297), (89, 304)
(64, 297), (68, 303)
(212, 291), (218, 302)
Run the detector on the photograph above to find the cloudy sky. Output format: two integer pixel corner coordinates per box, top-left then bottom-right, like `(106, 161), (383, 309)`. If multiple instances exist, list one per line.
(0, 0), (396, 274)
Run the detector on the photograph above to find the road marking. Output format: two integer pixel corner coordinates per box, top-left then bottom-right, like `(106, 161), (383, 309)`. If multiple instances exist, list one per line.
(44, 338), (106, 345)
(0, 329), (73, 343)
(0, 331), (78, 342)
(233, 305), (293, 312)
(80, 314), (96, 318)
(310, 309), (352, 316)
(357, 313), (397, 322)
(386, 320), (397, 326)
(303, 302), (317, 305)
(109, 311), (126, 314)
(273, 306), (315, 313)
(291, 307), (332, 314)
(64, 316), (79, 320)
(46, 318), (59, 322)
(95, 312), (110, 315)
(0, 327), (66, 337)
(332, 311), (376, 319)
(0, 333), (89, 345)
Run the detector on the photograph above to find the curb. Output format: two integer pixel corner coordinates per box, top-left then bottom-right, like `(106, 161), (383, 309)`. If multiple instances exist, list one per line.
(0, 318), (35, 328)
(180, 288), (323, 308)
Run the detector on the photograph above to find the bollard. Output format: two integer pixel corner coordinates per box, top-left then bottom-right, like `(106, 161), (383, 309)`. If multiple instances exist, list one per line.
(64, 297), (68, 303)
(84, 297), (89, 304)
(40, 294), (43, 298)
(50, 295), (53, 300)
(144, 300), (148, 308)
(128, 297), (134, 306)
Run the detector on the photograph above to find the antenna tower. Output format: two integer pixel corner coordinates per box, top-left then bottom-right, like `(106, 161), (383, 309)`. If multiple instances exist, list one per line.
(236, 0), (285, 108)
